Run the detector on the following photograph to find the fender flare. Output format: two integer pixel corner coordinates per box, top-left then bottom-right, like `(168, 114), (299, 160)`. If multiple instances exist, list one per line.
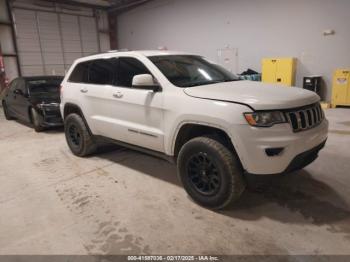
(63, 103), (93, 135)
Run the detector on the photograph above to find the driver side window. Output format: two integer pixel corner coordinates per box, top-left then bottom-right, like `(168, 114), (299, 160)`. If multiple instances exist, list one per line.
(116, 57), (151, 88)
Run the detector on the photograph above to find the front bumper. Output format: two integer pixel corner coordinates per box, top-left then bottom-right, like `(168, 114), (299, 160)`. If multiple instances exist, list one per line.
(230, 118), (329, 175)
(37, 104), (63, 127)
(282, 139), (326, 174)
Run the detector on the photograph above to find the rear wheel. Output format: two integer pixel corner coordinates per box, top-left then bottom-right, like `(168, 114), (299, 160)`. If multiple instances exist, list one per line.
(2, 101), (14, 120)
(177, 136), (245, 209)
(31, 108), (45, 132)
(64, 113), (97, 157)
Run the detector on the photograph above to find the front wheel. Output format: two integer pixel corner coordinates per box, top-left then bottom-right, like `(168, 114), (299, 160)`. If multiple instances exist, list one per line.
(64, 113), (97, 157)
(177, 136), (245, 209)
(31, 108), (45, 132)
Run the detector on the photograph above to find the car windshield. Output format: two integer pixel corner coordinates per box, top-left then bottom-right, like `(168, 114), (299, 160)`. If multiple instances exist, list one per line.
(149, 55), (240, 87)
(28, 79), (62, 95)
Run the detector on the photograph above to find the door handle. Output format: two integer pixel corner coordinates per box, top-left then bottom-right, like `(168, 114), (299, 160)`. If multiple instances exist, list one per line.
(113, 92), (123, 99)
(80, 88), (88, 93)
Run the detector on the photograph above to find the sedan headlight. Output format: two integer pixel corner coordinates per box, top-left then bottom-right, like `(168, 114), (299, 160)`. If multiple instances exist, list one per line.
(36, 103), (60, 110)
(244, 111), (287, 127)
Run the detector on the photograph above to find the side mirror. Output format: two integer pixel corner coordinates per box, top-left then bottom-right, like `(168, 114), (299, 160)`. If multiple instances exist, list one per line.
(14, 89), (23, 95)
(132, 74), (161, 92)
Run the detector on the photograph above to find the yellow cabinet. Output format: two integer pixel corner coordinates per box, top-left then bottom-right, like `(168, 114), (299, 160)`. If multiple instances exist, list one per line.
(262, 57), (296, 86)
(332, 69), (350, 107)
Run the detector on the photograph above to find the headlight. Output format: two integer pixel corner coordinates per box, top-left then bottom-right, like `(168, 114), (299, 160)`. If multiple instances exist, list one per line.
(244, 111), (286, 127)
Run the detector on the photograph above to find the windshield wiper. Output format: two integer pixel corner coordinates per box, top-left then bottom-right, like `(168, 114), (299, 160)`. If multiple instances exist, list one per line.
(184, 80), (222, 87)
(223, 79), (241, 82)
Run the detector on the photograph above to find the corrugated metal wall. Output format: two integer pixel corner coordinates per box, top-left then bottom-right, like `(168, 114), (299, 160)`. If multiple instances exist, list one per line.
(12, 0), (104, 77)
(0, 0), (19, 84)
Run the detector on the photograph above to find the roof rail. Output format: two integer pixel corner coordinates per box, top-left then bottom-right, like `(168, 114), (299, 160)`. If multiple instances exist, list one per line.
(107, 49), (129, 53)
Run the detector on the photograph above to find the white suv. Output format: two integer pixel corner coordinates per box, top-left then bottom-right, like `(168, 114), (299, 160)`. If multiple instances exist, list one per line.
(60, 50), (328, 209)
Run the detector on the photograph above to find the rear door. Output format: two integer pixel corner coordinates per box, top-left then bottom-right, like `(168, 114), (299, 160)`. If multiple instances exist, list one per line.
(8, 78), (25, 120)
(77, 58), (128, 140)
(4, 79), (18, 116)
(13, 79), (29, 121)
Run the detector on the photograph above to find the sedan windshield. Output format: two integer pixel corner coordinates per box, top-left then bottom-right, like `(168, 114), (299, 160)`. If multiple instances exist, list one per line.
(149, 55), (240, 87)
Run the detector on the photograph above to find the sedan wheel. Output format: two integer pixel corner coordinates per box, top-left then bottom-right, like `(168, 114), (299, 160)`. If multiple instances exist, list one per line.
(31, 108), (44, 132)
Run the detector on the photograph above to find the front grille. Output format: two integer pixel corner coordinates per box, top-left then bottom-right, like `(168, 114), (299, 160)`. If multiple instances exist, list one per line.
(44, 110), (60, 116)
(286, 103), (324, 132)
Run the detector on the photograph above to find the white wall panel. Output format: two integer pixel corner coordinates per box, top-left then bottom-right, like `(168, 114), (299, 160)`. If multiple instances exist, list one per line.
(36, 11), (64, 75)
(0, 0), (10, 22)
(117, 0), (350, 101)
(60, 14), (82, 66)
(16, 40), (41, 52)
(3, 57), (19, 81)
(45, 65), (65, 76)
(18, 52), (43, 66)
(63, 52), (82, 65)
(80, 16), (99, 53)
(21, 66), (44, 76)
(99, 33), (110, 52)
(0, 25), (15, 54)
(42, 52), (64, 65)
(13, 6), (102, 77)
(13, 9), (44, 76)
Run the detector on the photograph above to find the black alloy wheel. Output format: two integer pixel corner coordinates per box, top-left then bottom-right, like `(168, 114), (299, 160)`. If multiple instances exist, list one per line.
(177, 136), (245, 209)
(64, 113), (97, 157)
(68, 124), (82, 147)
(31, 108), (44, 132)
(187, 152), (221, 196)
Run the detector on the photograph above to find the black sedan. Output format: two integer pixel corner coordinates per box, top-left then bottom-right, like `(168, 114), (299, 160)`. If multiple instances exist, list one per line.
(1, 76), (63, 132)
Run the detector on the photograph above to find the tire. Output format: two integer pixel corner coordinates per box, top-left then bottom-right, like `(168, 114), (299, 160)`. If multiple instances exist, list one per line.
(64, 113), (97, 157)
(31, 108), (45, 132)
(2, 101), (14, 120)
(177, 136), (245, 209)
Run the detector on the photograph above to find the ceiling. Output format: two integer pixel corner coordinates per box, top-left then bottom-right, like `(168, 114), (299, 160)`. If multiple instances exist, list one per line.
(57, 0), (150, 10)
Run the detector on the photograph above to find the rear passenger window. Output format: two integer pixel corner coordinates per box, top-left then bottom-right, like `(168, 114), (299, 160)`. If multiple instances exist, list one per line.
(117, 57), (150, 87)
(68, 62), (89, 83)
(88, 59), (116, 85)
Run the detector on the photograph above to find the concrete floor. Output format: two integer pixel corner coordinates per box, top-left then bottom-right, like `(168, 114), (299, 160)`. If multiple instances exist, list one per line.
(0, 107), (350, 255)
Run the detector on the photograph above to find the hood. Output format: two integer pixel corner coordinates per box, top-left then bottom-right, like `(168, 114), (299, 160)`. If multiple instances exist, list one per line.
(183, 81), (320, 110)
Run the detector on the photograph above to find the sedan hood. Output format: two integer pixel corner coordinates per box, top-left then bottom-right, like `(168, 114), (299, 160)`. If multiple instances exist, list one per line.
(183, 81), (320, 110)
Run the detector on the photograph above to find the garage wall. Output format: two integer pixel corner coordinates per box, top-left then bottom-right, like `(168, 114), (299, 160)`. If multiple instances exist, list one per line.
(11, 0), (110, 78)
(0, 0), (19, 83)
(117, 0), (350, 101)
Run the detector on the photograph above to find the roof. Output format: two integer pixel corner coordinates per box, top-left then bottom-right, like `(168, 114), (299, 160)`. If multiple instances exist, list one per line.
(138, 50), (193, 57)
(75, 50), (196, 63)
(22, 76), (64, 81)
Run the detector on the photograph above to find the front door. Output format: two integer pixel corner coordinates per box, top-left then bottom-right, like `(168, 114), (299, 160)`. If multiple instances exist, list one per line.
(113, 57), (164, 152)
(80, 57), (164, 152)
